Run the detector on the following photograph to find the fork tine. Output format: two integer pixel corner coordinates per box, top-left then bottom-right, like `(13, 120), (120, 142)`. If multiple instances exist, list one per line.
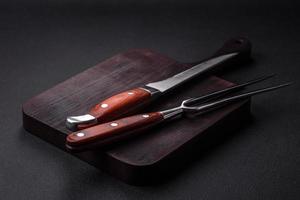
(187, 82), (291, 116)
(184, 74), (275, 106)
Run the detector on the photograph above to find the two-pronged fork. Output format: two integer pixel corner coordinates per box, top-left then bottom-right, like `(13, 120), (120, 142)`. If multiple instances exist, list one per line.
(66, 75), (290, 152)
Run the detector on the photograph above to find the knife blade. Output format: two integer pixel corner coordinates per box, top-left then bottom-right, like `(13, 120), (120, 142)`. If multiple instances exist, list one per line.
(145, 53), (237, 92)
(66, 37), (252, 131)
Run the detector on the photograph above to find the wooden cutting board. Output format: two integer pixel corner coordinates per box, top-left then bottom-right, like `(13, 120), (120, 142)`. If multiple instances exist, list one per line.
(22, 49), (251, 185)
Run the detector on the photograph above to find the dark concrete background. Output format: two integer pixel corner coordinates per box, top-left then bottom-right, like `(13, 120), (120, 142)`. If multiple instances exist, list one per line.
(0, 1), (299, 199)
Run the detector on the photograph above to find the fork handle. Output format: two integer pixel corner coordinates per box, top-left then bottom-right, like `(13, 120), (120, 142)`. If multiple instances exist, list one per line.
(66, 112), (164, 151)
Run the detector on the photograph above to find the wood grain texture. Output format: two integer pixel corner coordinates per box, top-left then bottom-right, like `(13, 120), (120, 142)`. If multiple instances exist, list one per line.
(89, 88), (152, 123)
(22, 48), (251, 185)
(67, 112), (163, 149)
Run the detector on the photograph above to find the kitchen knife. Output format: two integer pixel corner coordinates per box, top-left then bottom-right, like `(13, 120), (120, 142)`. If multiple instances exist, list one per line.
(66, 37), (252, 131)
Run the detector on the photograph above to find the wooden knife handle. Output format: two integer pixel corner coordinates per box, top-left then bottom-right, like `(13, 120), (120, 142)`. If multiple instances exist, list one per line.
(77, 88), (153, 129)
(66, 112), (164, 151)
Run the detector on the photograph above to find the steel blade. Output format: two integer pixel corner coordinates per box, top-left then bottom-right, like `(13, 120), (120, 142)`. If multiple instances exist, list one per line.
(146, 53), (237, 92)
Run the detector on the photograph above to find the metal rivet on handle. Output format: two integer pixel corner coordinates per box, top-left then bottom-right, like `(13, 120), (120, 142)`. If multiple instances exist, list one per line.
(76, 132), (85, 137)
(101, 103), (108, 108)
(110, 122), (118, 127)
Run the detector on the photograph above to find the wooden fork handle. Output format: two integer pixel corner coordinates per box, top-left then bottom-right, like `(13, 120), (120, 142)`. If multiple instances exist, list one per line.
(66, 112), (164, 151)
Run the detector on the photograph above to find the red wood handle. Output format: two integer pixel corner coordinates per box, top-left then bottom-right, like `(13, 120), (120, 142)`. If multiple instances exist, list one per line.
(66, 112), (164, 151)
(78, 88), (152, 129)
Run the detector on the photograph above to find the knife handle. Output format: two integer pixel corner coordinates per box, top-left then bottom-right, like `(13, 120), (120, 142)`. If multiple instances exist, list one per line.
(74, 88), (153, 129)
(66, 112), (164, 151)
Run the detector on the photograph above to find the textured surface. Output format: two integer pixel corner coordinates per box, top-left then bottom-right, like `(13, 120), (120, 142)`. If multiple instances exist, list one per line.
(22, 49), (249, 184)
(1, 0), (299, 199)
